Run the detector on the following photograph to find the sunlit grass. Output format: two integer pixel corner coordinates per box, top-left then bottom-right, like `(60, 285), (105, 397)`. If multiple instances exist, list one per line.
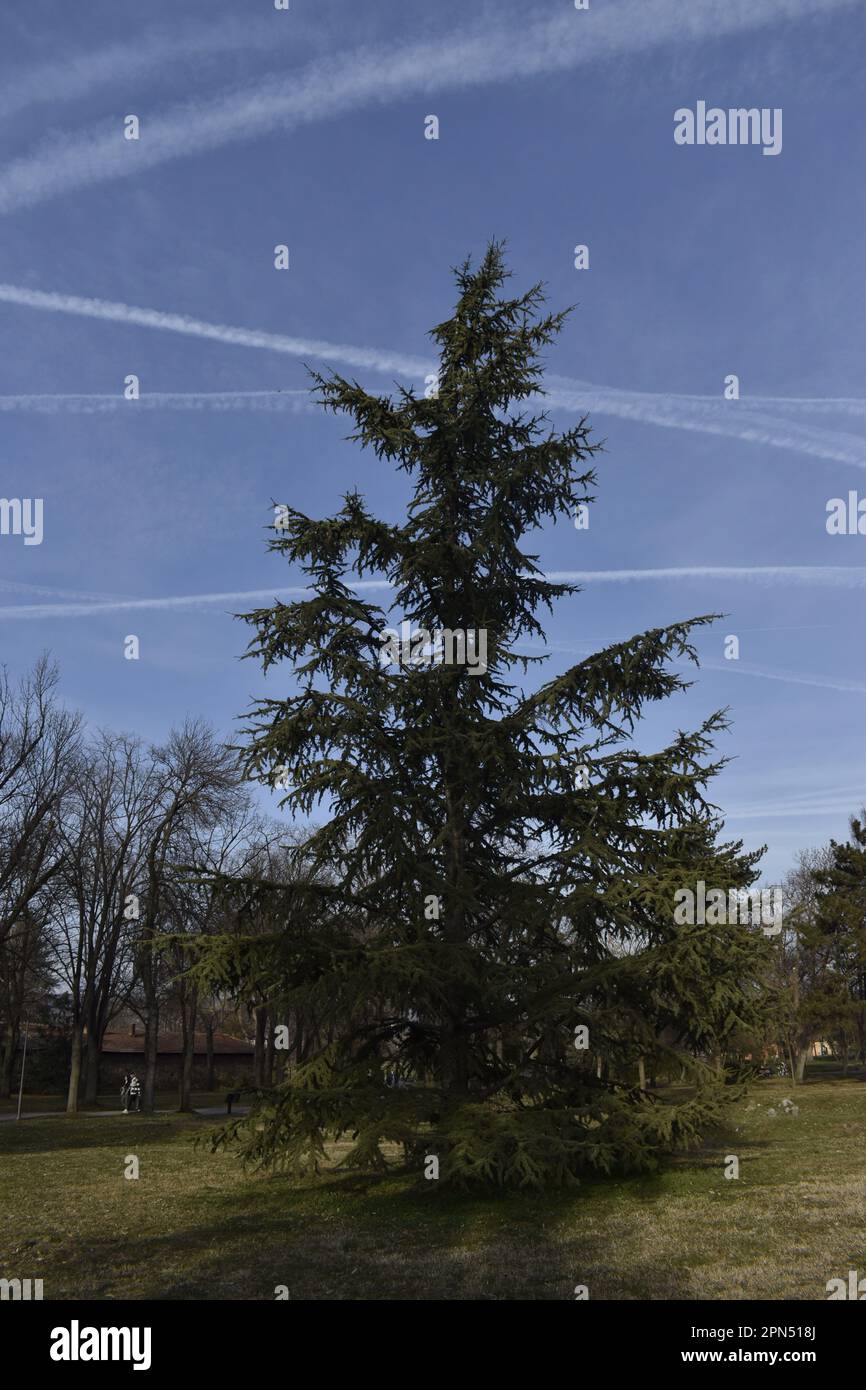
(0, 1076), (863, 1299)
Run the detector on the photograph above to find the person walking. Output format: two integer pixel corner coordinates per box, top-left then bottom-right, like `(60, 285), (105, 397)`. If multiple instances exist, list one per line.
(120, 1072), (131, 1113)
(127, 1073), (142, 1112)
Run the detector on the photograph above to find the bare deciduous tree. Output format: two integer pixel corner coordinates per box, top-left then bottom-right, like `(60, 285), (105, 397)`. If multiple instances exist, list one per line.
(0, 656), (81, 950)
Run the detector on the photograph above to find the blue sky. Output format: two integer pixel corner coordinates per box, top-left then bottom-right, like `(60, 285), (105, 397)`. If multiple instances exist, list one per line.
(1, 0), (865, 880)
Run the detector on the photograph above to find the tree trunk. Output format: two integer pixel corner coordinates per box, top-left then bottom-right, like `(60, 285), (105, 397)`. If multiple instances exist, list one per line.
(0, 1024), (18, 1098)
(85, 977), (117, 1106)
(296, 1014), (309, 1063)
(178, 981), (197, 1111)
(784, 1041), (795, 1082)
(205, 1020), (215, 1092)
(67, 1027), (83, 1113)
(794, 1044), (810, 1084)
(263, 1009), (274, 1086)
(143, 1003), (159, 1113)
(83, 992), (103, 1105)
(253, 1004), (267, 1088)
(439, 774), (469, 1099)
(83, 1034), (102, 1106)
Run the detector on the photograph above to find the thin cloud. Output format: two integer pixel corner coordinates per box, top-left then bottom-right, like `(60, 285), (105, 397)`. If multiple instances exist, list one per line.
(0, 577), (123, 602)
(545, 567), (866, 590)
(729, 782), (866, 808)
(0, 389), (316, 415)
(0, 19), (301, 122)
(649, 392), (866, 421)
(0, 0), (856, 215)
(544, 380), (866, 470)
(0, 582), (393, 622)
(699, 659), (866, 696)
(725, 798), (865, 821)
(518, 632), (866, 697)
(3, 283), (866, 468)
(3, 380), (865, 468)
(0, 285), (430, 375)
(3, 567), (866, 623)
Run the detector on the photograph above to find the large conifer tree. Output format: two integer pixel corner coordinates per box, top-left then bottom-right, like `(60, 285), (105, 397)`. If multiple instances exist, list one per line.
(814, 816), (866, 1061)
(197, 244), (769, 1188)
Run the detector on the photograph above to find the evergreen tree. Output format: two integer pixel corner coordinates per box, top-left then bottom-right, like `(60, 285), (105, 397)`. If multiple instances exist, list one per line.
(765, 848), (844, 1083)
(814, 815), (866, 1063)
(195, 244), (770, 1188)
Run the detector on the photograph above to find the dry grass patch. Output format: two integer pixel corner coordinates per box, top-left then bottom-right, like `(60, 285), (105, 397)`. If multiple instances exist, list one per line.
(0, 1077), (862, 1299)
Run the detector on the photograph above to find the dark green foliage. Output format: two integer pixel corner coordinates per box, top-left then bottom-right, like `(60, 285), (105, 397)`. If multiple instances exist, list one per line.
(814, 817), (866, 1060)
(193, 244), (770, 1188)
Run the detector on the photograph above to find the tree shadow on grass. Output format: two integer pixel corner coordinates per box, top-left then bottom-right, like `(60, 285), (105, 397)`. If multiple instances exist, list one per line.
(40, 1186), (696, 1300)
(3, 1119), (776, 1301)
(0, 1113), (212, 1158)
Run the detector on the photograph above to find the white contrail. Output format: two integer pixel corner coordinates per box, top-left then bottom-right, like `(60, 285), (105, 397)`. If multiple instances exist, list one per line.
(739, 398), (866, 420)
(3, 379), (865, 466)
(3, 282), (866, 467)
(0, 18), (303, 121)
(3, 567), (866, 623)
(0, 0), (857, 215)
(0, 389), (316, 415)
(720, 777), (866, 821)
(728, 783), (866, 809)
(725, 798), (865, 821)
(0, 582), (393, 622)
(7, 385), (859, 469)
(0, 578), (122, 602)
(518, 636), (866, 696)
(544, 381), (866, 470)
(699, 659), (866, 696)
(0, 285), (431, 376)
(545, 567), (866, 589)
(623, 391), (866, 421)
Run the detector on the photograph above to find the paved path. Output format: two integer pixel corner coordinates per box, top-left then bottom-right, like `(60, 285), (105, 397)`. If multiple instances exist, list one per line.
(0, 1105), (249, 1122)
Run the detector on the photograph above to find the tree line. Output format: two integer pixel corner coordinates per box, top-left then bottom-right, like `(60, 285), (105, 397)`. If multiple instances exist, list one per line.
(0, 656), (322, 1111)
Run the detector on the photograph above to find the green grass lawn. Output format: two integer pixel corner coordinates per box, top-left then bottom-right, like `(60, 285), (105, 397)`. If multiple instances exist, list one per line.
(1, 1075), (863, 1300)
